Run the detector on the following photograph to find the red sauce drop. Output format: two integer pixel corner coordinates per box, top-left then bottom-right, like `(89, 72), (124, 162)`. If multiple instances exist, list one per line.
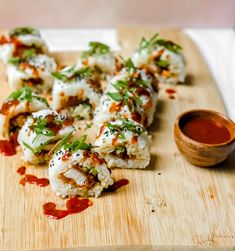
(17, 166), (26, 175)
(0, 133), (19, 156)
(20, 174), (49, 187)
(104, 179), (129, 192)
(169, 95), (175, 99)
(62, 151), (72, 161)
(43, 197), (92, 220)
(181, 116), (231, 144)
(165, 88), (176, 94)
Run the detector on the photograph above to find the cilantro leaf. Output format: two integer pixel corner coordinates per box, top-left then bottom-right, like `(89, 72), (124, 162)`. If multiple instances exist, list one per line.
(7, 87), (48, 106)
(107, 119), (145, 137)
(23, 140), (52, 154)
(138, 33), (182, 54)
(52, 66), (93, 82)
(10, 27), (40, 37)
(81, 41), (110, 58)
(8, 57), (22, 65)
(48, 132), (73, 157)
(107, 92), (122, 102)
(64, 135), (92, 152)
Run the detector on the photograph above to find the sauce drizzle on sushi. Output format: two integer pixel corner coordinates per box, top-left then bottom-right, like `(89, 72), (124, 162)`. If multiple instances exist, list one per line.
(20, 174), (49, 187)
(0, 99), (20, 114)
(43, 197), (92, 220)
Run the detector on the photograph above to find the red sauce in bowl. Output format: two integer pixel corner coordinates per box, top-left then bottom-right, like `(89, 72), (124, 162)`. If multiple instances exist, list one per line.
(181, 116), (231, 144)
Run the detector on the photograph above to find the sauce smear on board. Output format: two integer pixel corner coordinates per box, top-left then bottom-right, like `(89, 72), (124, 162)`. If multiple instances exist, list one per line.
(181, 116), (231, 144)
(0, 134), (19, 156)
(165, 88), (176, 94)
(17, 166), (26, 175)
(20, 175), (50, 187)
(104, 179), (129, 192)
(43, 197), (92, 220)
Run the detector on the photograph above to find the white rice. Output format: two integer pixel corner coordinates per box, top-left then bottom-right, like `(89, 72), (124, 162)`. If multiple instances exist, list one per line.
(7, 54), (57, 91)
(49, 147), (113, 198)
(0, 90), (49, 139)
(132, 45), (186, 85)
(94, 119), (151, 169)
(18, 109), (75, 164)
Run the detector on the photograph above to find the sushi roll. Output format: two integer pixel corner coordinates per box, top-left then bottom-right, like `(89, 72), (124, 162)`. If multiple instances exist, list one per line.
(0, 27), (48, 64)
(94, 61), (158, 127)
(94, 118), (151, 169)
(52, 65), (102, 120)
(132, 34), (186, 85)
(79, 41), (121, 80)
(7, 53), (57, 92)
(0, 87), (49, 140)
(18, 109), (75, 164)
(49, 135), (114, 198)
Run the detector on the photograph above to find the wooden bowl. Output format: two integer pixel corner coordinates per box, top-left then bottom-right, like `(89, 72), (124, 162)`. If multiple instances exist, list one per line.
(174, 109), (235, 166)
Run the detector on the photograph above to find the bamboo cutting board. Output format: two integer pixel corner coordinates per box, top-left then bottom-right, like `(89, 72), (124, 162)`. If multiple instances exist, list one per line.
(0, 28), (234, 251)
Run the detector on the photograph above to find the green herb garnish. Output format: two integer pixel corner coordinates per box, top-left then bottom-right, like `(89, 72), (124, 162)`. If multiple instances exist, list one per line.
(107, 119), (145, 136)
(23, 140), (51, 154)
(8, 57), (22, 65)
(114, 146), (126, 155)
(64, 135), (92, 152)
(52, 66), (93, 82)
(22, 48), (36, 58)
(122, 119), (145, 135)
(7, 87), (49, 106)
(30, 118), (56, 143)
(155, 39), (182, 54)
(107, 123), (126, 140)
(138, 33), (182, 54)
(48, 132), (73, 157)
(85, 123), (92, 130)
(90, 168), (98, 175)
(82, 166), (89, 172)
(10, 27), (40, 37)
(81, 41), (110, 58)
(8, 48), (37, 66)
(107, 92), (122, 102)
(107, 79), (143, 111)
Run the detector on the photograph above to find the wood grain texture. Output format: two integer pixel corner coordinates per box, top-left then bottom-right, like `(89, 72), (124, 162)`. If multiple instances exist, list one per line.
(0, 28), (234, 251)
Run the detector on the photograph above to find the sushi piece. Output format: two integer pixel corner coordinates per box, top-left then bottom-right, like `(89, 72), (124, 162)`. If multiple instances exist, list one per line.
(7, 53), (57, 92)
(79, 41), (121, 80)
(94, 118), (151, 169)
(18, 109), (75, 164)
(0, 27), (48, 64)
(52, 65), (102, 120)
(94, 60), (158, 127)
(0, 87), (49, 140)
(132, 34), (186, 85)
(49, 135), (114, 198)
